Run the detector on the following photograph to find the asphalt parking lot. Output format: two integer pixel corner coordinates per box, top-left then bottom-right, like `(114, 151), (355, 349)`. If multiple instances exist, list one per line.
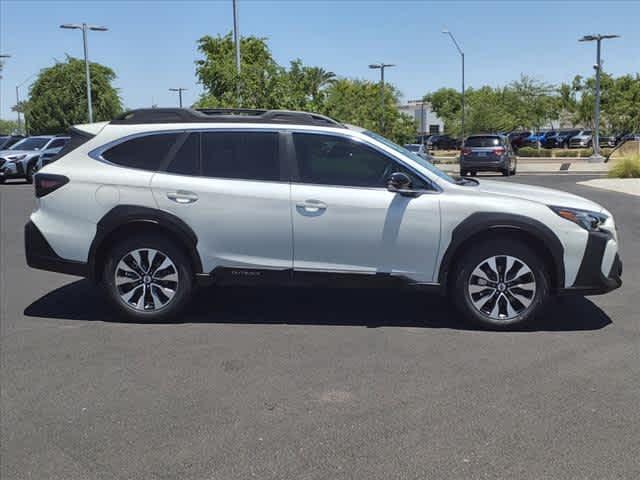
(1, 174), (638, 480)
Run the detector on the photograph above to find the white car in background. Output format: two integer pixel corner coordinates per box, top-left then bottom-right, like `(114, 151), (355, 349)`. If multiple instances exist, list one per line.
(26, 108), (622, 329)
(0, 135), (69, 183)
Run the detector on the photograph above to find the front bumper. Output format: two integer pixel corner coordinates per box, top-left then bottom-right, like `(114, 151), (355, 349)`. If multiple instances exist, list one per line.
(0, 160), (23, 178)
(25, 221), (88, 277)
(559, 230), (622, 295)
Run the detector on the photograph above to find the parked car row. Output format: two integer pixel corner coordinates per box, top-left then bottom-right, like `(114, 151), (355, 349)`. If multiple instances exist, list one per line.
(0, 134), (69, 183)
(511, 129), (632, 149)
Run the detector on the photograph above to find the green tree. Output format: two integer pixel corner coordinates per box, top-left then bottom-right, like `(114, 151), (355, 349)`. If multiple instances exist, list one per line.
(0, 119), (19, 134)
(195, 33), (286, 109)
(24, 56), (122, 134)
(320, 78), (416, 144)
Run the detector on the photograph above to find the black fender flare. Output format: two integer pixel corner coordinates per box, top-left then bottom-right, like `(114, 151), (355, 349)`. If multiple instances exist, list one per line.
(88, 205), (203, 281)
(437, 212), (565, 289)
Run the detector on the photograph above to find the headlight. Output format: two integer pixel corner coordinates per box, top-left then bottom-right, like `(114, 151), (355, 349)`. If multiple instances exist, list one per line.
(549, 205), (608, 231)
(6, 154), (27, 162)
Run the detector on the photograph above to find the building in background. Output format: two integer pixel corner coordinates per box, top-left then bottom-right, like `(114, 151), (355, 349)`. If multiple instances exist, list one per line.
(397, 100), (445, 138)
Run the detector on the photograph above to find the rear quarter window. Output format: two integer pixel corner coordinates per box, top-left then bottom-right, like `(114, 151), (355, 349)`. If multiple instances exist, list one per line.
(102, 133), (180, 171)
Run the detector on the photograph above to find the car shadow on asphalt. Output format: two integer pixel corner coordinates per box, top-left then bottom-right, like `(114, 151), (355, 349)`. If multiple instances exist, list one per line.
(24, 279), (612, 332)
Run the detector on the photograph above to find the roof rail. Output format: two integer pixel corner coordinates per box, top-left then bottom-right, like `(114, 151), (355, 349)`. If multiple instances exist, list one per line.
(110, 108), (344, 128)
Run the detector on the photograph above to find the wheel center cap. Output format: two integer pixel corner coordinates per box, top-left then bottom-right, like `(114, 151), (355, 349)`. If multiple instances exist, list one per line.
(143, 275), (152, 284)
(497, 282), (506, 292)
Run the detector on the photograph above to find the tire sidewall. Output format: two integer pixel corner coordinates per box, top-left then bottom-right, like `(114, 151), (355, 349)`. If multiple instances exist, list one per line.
(103, 235), (194, 322)
(452, 240), (549, 330)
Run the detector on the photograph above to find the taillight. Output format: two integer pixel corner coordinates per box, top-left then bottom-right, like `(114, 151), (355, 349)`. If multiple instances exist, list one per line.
(461, 147), (471, 155)
(493, 147), (505, 155)
(34, 174), (69, 198)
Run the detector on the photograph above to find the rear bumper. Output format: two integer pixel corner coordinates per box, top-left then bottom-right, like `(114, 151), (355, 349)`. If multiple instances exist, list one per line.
(460, 159), (507, 171)
(25, 220), (88, 277)
(559, 230), (622, 296)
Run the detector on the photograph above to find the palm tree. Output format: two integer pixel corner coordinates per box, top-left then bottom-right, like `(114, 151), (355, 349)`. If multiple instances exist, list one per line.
(305, 67), (336, 102)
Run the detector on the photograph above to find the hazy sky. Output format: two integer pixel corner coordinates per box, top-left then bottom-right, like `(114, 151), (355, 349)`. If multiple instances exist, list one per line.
(1, 0), (639, 119)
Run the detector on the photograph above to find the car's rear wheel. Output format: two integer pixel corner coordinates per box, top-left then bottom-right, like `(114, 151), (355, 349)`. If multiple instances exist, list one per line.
(103, 234), (194, 322)
(451, 239), (549, 329)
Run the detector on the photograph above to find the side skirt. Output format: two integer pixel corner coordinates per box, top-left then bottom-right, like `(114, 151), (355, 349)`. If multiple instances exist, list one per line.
(197, 267), (443, 293)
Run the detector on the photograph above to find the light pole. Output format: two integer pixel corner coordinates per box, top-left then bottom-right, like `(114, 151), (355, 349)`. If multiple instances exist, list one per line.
(0, 54), (10, 119)
(232, 0), (241, 105)
(15, 72), (37, 135)
(442, 29), (465, 142)
(579, 33), (620, 162)
(169, 88), (187, 108)
(368, 63), (395, 134)
(60, 23), (108, 123)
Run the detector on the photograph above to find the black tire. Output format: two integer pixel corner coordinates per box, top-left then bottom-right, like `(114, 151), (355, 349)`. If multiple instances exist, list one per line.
(25, 163), (36, 183)
(470, 171), (477, 177)
(102, 234), (194, 322)
(451, 238), (549, 330)
(459, 169), (467, 177)
(511, 161), (517, 175)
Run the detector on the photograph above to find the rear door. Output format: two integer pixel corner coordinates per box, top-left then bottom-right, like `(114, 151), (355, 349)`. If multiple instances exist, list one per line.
(151, 130), (293, 274)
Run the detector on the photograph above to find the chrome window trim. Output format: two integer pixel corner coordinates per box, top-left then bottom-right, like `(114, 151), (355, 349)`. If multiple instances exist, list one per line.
(88, 125), (442, 193)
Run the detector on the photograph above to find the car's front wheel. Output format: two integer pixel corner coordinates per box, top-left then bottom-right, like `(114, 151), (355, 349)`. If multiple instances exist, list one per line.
(103, 234), (194, 322)
(451, 239), (549, 329)
(25, 163), (36, 183)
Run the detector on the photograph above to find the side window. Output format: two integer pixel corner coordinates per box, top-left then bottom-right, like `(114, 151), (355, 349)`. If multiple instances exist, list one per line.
(166, 133), (200, 176)
(102, 133), (180, 171)
(293, 133), (393, 187)
(201, 131), (279, 181)
(293, 133), (425, 189)
(48, 138), (67, 149)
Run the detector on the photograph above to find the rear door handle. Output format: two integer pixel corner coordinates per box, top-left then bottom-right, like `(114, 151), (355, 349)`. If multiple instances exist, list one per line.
(296, 199), (327, 216)
(167, 190), (198, 204)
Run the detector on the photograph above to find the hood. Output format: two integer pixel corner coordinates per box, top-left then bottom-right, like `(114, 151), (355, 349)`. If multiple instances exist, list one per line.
(474, 179), (604, 212)
(0, 149), (39, 158)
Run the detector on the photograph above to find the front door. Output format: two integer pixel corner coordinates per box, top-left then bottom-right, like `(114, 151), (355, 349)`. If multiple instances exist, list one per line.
(289, 132), (441, 283)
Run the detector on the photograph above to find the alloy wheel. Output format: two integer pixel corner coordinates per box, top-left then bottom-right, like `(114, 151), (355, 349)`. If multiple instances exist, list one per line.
(467, 255), (536, 321)
(115, 248), (179, 312)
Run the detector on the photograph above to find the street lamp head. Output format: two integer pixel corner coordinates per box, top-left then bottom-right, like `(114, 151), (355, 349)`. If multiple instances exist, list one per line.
(60, 24), (82, 30)
(579, 33), (620, 42)
(89, 25), (108, 32)
(368, 64), (381, 69)
(441, 29), (450, 34)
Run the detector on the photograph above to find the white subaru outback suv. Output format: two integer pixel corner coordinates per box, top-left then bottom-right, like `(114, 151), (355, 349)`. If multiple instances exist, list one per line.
(25, 108), (622, 329)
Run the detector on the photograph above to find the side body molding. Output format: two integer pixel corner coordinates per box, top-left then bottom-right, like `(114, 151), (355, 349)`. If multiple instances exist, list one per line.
(88, 205), (203, 281)
(437, 212), (565, 290)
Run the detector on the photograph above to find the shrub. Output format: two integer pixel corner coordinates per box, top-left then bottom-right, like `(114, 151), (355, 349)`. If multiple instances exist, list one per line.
(608, 155), (640, 178)
(517, 147), (551, 157)
(554, 149), (586, 158)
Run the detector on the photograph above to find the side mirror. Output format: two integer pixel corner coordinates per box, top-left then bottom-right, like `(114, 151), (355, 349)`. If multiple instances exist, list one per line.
(387, 171), (423, 197)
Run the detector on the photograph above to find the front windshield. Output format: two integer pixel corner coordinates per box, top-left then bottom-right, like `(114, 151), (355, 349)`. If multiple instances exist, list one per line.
(10, 137), (49, 151)
(364, 130), (456, 184)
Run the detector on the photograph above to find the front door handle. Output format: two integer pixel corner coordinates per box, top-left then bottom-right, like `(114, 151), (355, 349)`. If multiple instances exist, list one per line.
(167, 190), (198, 204)
(296, 199), (327, 216)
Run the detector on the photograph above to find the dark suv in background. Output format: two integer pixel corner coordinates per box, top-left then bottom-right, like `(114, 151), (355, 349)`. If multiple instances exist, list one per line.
(460, 134), (517, 177)
(542, 130), (581, 148)
(426, 134), (460, 150)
